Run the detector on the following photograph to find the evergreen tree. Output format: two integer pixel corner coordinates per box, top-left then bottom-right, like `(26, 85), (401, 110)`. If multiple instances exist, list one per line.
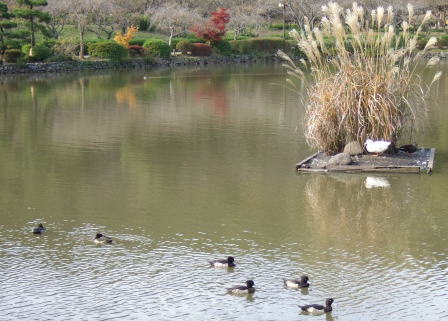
(13, 0), (50, 46)
(0, 2), (17, 55)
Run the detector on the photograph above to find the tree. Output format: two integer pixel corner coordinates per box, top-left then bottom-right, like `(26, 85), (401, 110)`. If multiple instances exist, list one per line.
(13, 0), (50, 46)
(45, 0), (69, 39)
(114, 25), (138, 47)
(0, 1), (17, 55)
(149, 3), (200, 46)
(228, 4), (265, 39)
(109, 0), (142, 33)
(87, 0), (115, 40)
(68, 0), (96, 59)
(192, 8), (230, 43)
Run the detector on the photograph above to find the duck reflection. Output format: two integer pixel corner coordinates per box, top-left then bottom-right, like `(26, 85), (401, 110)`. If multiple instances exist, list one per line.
(365, 176), (391, 189)
(300, 287), (309, 295)
(303, 174), (430, 250)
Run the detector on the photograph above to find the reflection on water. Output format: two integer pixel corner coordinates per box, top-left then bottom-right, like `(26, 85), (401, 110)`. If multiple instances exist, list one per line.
(365, 176), (391, 189)
(0, 63), (448, 321)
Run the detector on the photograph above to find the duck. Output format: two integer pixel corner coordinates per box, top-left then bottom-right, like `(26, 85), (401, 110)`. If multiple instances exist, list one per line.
(227, 280), (255, 294)
(364, 139), (391, 154)
(32, 223), (46, 234)
(300, 298), (334, 314)
(283, 275), (310, 288)
(398, 144), (418, 154)
(94, 233), (112, 244)
(209, 256), (235, 268)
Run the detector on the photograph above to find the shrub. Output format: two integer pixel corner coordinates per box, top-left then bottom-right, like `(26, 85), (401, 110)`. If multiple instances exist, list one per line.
(183, 33), (200, 39)
(143, 39), (170, 58)
(223, 34), (253, 41)
(212, 40), (231, 56)
(129, 45), (144, 57)
(190, 43), (211, 56)
(176, 40), (194, 54)
(39, 39), (57, 49)
(280, 2), (441, 154)
(3, 49), (22, 63)
(137, 16), (151, 31)
(5, 39), (22, 50)
(88, 41), (128, 60)
(437, 35), (448, 48)
(192, 8), (230, 42)
(22, 44), (52, 62)
(114, 25), (138, 47)
(53, 38), (82, 57)
(129, 39), (145, 46)
(171, 37), (203, 50)
(416, 36), (429, 50)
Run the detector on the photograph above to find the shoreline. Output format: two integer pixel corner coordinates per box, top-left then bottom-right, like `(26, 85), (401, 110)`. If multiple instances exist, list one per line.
(0, 55), (277, 76)
(0, 51), (446, 76)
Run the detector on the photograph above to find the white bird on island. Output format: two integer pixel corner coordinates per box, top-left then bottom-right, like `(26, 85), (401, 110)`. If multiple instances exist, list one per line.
(364, 139), (391, 154)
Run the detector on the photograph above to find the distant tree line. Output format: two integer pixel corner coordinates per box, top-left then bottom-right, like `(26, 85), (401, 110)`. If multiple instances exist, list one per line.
(0, 0), (446, 61)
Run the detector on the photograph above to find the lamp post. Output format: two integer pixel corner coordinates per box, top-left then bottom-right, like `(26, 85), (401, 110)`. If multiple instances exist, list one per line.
(278, 2), (286, 40)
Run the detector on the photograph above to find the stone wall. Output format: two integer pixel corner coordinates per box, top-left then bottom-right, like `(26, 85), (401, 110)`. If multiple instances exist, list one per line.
(0, 56), (276, 75)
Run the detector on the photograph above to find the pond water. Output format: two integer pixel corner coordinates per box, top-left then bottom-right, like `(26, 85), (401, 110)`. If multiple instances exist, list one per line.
(0, 62), (447, 321)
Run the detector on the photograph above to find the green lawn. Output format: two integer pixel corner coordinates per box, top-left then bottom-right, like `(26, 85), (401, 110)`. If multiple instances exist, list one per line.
(57, 25), (169, 42)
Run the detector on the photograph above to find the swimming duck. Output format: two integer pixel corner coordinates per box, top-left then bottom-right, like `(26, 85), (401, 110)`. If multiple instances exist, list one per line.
(227, 280), (255, 294)
(94, 233), (112, 244)
(300, 298), (334, 314)
(209, 256), (235, 268)
(32, 223), (46, 234)
(283, 275), (310, 288)
(364, 139), (391, 154)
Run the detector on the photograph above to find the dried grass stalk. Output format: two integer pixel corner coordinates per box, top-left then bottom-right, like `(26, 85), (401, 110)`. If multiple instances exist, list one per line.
(280, 2), (442, 154)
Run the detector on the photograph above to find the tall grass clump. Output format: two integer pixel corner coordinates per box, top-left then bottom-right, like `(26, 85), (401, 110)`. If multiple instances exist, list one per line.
(280, 2), (442, 154)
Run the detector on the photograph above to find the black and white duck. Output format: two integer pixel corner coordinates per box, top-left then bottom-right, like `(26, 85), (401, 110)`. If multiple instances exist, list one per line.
(300, 298), (334, 314)
(283, 275), (310, 288)
(94, 233), (112, 244)
(209, 256), (235, 268)
(32, 223), (46, 234)
(227, 280), (255, 294)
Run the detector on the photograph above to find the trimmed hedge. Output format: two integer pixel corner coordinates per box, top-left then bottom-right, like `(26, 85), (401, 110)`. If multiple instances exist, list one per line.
(176, 40), (194, 54)
(223, 35), (253, 41)
(212, 40), (231, 56)
(129, 45), (145, 57)
(143, 39), (170, 58)
(191, 43), (211, 56)
(129, 39), (146, 46)
(22, 44), (52, 62)
(437, 35), (448, 48)
(4, 49), (22, 63)
(416, 37), (429, 50)
(170, 37), (204, 50)
(88, 41), (128, 60)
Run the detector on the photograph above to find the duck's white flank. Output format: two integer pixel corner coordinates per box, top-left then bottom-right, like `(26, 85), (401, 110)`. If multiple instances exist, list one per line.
(365, 139), (391, 153)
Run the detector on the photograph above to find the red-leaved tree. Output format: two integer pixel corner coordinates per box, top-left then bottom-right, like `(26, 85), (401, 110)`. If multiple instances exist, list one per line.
(192, 8), (230, 43)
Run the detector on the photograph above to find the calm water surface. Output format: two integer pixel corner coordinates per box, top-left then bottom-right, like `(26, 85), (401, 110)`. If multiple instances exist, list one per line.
(0, 63), (447, 321)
